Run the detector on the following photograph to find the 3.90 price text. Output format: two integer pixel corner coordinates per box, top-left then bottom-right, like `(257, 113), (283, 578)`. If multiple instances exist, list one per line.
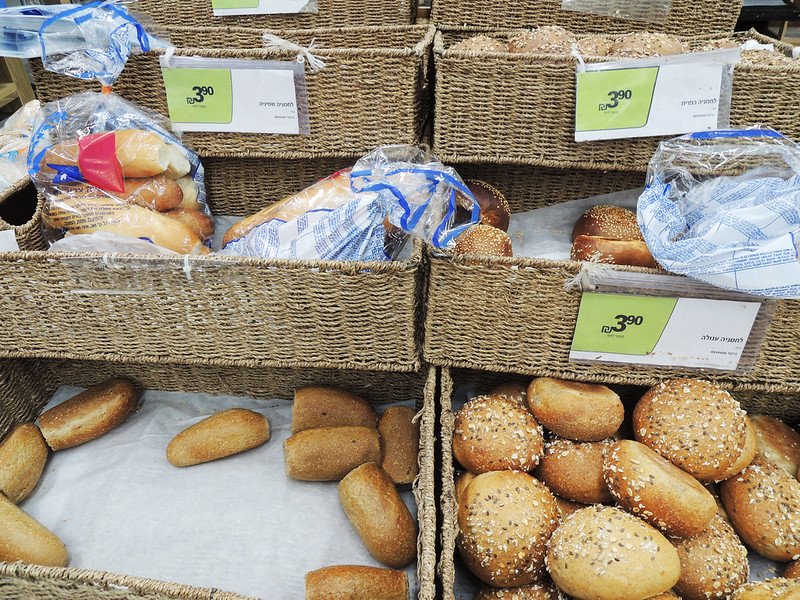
(186, 85), (215, 105)
(601, 314), (644, 333)
(599, 89), (633, 111)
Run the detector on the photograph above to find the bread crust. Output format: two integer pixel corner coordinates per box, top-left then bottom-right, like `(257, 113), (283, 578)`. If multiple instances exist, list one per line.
(0, 424), (48, 503)
(732, 578), (800, 599)
(285, 426), (381, 481)
(536, 437), (614, 504)
(571, 235), (657, 268)
(292, 386), (378, 433)
(378, 406), (420, 485)
(305, 565), (408, 600)
(750, 415), (800, 476)
(0, 493), (68, 567)
(571, 205), (643, 242)
(454, 224), (513, 257)
(473, 582), (566, 599)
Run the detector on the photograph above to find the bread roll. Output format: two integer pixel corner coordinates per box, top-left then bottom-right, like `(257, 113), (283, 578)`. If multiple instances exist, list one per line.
(463, 179), (511, 232)
(546, 505), (681, 600)
(284, 427), (381, 481)
(292, 386), (378, 433)
(608, 33), (687, 58)
(378, 407), (419, 485)
(536, 437), (614, 504)
(673, 515), (749, 600)
(785, 560), (800, 579)
(577, 35), (613, 57)
(489, 381), (528, 404)
(720, 458), (800, 561)
(571, 205), (644, 243)
(571, 235), (657, 268)
(453, 395), (543, 473)
(554, 495), (586, 520)
(164, 208), (214, 240)
(338, 463), (417, 568)
(732, 578), (800, 599)
(0, 424), (48, 503)
(71, 175), (183, 212)
(450, 35), (507, 53)
(166, 408), (269, 467)
(750, 415), (800, 476)
(176, 177), (201, 211)
(458, 470), (559, 587)
(454, 224), (513, 257)
(603, 440), (716, 538)
(507, 26), (576, 54)
(305, 565), (408, 600)
(527, 378), (624, 442)
(0, 493), (67, 567)
(38, 378), (137, 451)
(455, 471), (476, 506)
(716, 417), (756, 480)
(474, 582), (566, 599)
(633, 379), (749, 482)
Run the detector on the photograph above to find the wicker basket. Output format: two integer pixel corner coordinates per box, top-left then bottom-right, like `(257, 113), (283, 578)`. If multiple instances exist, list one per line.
(32, 25), (434, 160)
(432, 0), (742, 36)
(0, 178), (46, 251)
(0, 359), (436, 599)
(436, 366), (800, 599)
(433, 30), (800, 171)
(423, 166), (800, 392)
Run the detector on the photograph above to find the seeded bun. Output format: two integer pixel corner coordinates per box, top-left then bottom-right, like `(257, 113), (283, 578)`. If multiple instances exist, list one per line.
(604, 440), (716, 538)
(750, 415), (800, 476)
(508, 26), (576, 54)
(741, 49), (796, 66)
(633, 379), (749, 482)
(454, 224), (513, 257)
(554, 495), (586, 520)
(527, 377), (624, 442)
(536, 437), (614, 504)
(720, 458), (800, 562)
(459, 179), (512, 232)
(454, 470), (476, 506)
(546, 505), (681, 600)
(784, 560), (800, 579)
(458, 470), (559, 587)
(732, 578), (800, 598)
(673, 515), (749, 600)
(577, 35), (613, 57)
(571, 236), (658, 268)
(450, 35), (507, 53)
(474, 582), (567, 599)
(453, 395), (544, 473)
(572, 205), (644, 243)
(609, 32), (687, 58)
(489, 381), (528, 405)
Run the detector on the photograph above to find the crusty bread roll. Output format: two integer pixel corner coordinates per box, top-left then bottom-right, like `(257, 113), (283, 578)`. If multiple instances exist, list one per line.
(536, 437), (614, 504)
(603, 440), (716, 538)
(462, 179), (512, 232)
(0, 424), (48, 503)
(732, 578), (800, 599)
(176, 177), (201, 211)
(71, 175), (183, 212)
(453, 395), (543, 473)
(571, 205), (644, 243)
(378, 406), (419, 485)
(608, 32), (687, 58)
(785, 560), (800, 579)
(473, 581), (566, 599)
(720, 458), (800, 561)
(0, 493), (67, 567)
(284, 426), (381, 481)
(458, 470), (559, 587)
(716, 417), (757, 480)
(673, 515), (749, 600)
(164, 209), (214, 241)
(633, 379), (749, 482)
(577, 35), (613, 57)
(166, 408), (269, 467)
(450, 35), (507, 53)
(489, 381), (528, 404)
(455, 471), (476, 506)
(292, 386), (378, 433)
(546, 505), (681, 600)
(554, 495), (586, 520)
(339, 463), (417, 568)
(507, 26), (576, 54)
(454, 224), (513, 257)
(527, 377), (624, 442)
(305, 565), (408, 600)
(571, 235), (657, 268)
(750, 414), (800, 476)
(38, 378), (137, 451)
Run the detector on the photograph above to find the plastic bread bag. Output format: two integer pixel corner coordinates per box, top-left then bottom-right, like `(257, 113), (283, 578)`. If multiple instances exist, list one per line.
(220, 145), (481, 261)
(0, 100), (41, 193)
(638, 127), (800, 298)
(561, 0), (671, 24)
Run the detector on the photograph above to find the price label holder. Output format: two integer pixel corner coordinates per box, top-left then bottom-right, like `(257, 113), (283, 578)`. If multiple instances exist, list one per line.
(568, 266), (775, 373)
(574, 48), (740, 142)
(160, 56), (310, 135)
(211, 0), (317, 16)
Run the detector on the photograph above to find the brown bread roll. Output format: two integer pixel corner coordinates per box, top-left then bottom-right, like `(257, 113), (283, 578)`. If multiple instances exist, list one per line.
(732, 578), (800, 599)
(338, 463), (417, 568)
(378, 407), (419, 485)
(489, 381), (528, 404)
(554, 496), (586, 520)
(571, 235), (658, 268)
(164, 209), (214, 241)
(785, 560), (800, 579)
(453, 395), (543, 473)
(176, 177), (200, 211)
(633, 379), (749, 482)
(603, 440), (716, 538)
(461, 179), (512, 232)
(450, 35), (507, 53)
(292, 386), (378, 434)
(305, 565), (408, 600)
(285, 427), (381, 481)
(507, 26), (576, 54)
(454, 471), (476, 506)
(750, 415), (800, 476)
(474, 581), (566, 599)
(673, 515), (749, 600)
(715, 417), (756, 480)
(546, 505), (681, 600)
(166, 408), (269, 467)
(571, 205), (644, 243)
(70, 175), (183, 212)
(454, 224), (513, 257)
(720, 458), (800, 561)
(0, 493), (67, 567)
(458, 470), (559, 587)
(527, 378), (624, 442)
(38, 378), (137, 451)
(608, 32), (687, 58)
(0, 424), (48, 503)
(577, 35), (613, 57)
(536, 437), (614, 504)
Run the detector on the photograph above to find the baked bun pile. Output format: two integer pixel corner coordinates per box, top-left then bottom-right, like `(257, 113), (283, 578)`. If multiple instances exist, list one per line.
(570, 205), (656, 268)
(451, 35), (507, 53)
(608, 32), (687, 58)
(507, 27), (576, 54)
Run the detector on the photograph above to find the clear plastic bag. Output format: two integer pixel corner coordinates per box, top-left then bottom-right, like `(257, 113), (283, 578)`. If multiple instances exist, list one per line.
(638, 127), (800, 298)
(561, 0), (671, 24)
(0, 100), (41, 194)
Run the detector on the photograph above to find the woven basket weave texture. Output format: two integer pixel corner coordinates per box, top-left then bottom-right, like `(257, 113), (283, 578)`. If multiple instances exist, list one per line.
(0, 179), (45, 251)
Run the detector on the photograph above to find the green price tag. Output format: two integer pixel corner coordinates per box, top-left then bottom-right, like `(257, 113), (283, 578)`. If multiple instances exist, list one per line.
(162, 68), (234, 125)
(571, 293), (678, 355)
(212, 0), (259, 8)
(575, 67), (659, 132)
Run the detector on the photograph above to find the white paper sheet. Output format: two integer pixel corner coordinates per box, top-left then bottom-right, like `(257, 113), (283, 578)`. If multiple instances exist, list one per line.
(22, 387), (419, 599)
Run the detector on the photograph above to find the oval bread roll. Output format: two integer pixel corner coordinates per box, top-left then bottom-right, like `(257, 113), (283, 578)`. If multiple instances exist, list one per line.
(785, 560), (800, 579)
(167, 408), (269, 467)
(546, 505), (681, 600)
(474, 582), (566, 599)
(571, 205), (644, 242)
(38, 378), (136, 451)
(70, 176), (183, 212)
(0, 424), (48, 503)
(527, 377), (624, 442)
(378, 406), (420, 485)
(305, 565), (408, 600)
(0, 493), (67, 567)
(716, 417), (757, 480)
(536, 437), (614, 504)
(453, 395), (543, 473)
(454, 224), (513, 257)
(455, 471), (476, 506)
(464, 179), (511, 232)
(284, 426), (381, 481)
(750, 415), (800, 476)
(570, 235), (657, 268)
(489, 381), (528, 404)
(164, 209), (214, 241)
(673, 515), (749, 600)
(458, 470), (559, 587)
(720, 458), (800, 561)
(338, 463), (417, 568)
(292, 386), (378, 433)
(732, 578), (800, 599)
(603, 440), (716, 538)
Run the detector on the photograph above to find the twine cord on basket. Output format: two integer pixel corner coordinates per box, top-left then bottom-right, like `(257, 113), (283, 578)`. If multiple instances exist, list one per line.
(262, 33), (326, 71)
(563, 261), (617, 291)
(161, 45), (176, 68)
(571, 43), (587, 72)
